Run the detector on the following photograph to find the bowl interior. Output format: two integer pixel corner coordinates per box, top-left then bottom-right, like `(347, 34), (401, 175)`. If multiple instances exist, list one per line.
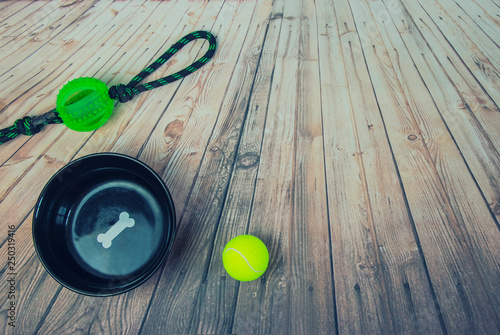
(33, 153), (175, 296)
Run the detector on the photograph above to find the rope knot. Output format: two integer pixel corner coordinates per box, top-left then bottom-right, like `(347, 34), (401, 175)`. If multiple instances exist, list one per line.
(109, 84), (135, 103)
(14, 117), (43, 136)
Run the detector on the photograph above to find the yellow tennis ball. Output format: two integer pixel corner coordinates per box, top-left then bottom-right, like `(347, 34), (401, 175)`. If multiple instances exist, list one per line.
(222, 235), (269, 281)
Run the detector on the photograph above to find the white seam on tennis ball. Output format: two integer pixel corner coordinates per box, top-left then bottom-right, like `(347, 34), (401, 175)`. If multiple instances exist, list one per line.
(224, 248), (264, 273)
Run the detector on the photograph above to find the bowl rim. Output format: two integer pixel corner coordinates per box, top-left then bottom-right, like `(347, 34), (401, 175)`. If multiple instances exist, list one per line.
(32, 152), (176, 297)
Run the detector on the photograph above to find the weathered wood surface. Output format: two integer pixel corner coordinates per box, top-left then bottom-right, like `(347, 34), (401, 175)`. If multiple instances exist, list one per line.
(0, 0), (499, 334)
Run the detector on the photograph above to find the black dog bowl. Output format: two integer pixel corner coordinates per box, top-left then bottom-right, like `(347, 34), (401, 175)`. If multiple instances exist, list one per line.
(33, 153), (176, 296)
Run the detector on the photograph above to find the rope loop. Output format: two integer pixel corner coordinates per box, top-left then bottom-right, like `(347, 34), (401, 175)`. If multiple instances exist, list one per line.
(109, 30), (216, 103)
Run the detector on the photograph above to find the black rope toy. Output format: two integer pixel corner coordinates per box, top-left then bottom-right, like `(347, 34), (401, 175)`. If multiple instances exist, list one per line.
(0, 31), (216, 145)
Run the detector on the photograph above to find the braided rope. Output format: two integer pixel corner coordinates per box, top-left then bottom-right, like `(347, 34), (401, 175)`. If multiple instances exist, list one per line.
(0, 30), (216, 145)
(0, 110), (62, 145)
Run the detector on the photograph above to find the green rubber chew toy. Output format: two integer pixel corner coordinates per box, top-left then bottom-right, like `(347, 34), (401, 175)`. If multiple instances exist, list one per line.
(56, 77), (114, 132)
(0, 30), (216, 145)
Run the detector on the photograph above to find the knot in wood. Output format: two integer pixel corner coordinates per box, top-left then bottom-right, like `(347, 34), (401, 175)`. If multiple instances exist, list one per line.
(407, 134), (418, 142)
(237, 152), (260, 169)
(164, 120), (184, 138)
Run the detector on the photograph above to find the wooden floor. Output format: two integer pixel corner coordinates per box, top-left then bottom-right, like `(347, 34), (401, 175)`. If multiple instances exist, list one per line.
(1, 0), (499, 334)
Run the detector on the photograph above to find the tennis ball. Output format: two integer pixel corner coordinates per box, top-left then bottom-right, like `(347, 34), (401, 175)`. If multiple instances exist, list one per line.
(222, 235), (269, 281)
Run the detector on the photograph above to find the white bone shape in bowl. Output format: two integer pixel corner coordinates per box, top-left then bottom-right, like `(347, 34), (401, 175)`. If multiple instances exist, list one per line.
(97, 212), (135, 248)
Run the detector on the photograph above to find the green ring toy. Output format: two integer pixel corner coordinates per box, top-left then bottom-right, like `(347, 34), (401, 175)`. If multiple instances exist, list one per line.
(56, 77), (114, 132)
(0, 30), (217, 145)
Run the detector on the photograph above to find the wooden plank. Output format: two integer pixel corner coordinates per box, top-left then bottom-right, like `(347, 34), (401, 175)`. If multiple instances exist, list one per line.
(0, 1), (498, 333)
(191, 7), (282, 335)
(363, 0), (500, 329)
(0, 0), (121, 119)
(399, 0), (500, 157)
(182, 3), (276, 333)
(415, 0), (500, 107)
(454, 0), (500, 47)
(0, 2), (36, 23)
(0, 1), (46, 39)
(137, 2), (270, 334)
(392, 0), (500, 226)
(0, 214), (64, 333)
(136, 1), (254, 213)
(0, 1), (95, 67)
(475, 0), (500, 16)
(286, 1), (337, 334)
(186, 0), (334, 332)
(0, 0), (101, 88)
(0, 1), (69, 50)
(431, 0), (500, 60)
(350, 0), (500, 333)
(229, 0), (307, 333)
(320, 0), (444, 333)
(319, 1), (392, 332)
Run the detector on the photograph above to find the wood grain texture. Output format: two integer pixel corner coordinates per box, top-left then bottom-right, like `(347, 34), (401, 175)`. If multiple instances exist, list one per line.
(349, 0), (500, 333)
(289, 1), (336, 334)
(183, 3), (276, 334)
(0, 0), (499, 334)
(232, 0), (301, 333)
(429, 0), (500, 65)
(215, 8), (283, 335)
(400, 0), (500, 220)
(416, 0), (500, 108)
(0, 1), (33, 21)
(322, 0), (444, 333)
(0, 1), (95, 64)
(231, 0), (333, 333)
(139, 1), (269, 334)
(454, 0), (500, 46)
(393, 0), (500, 230)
